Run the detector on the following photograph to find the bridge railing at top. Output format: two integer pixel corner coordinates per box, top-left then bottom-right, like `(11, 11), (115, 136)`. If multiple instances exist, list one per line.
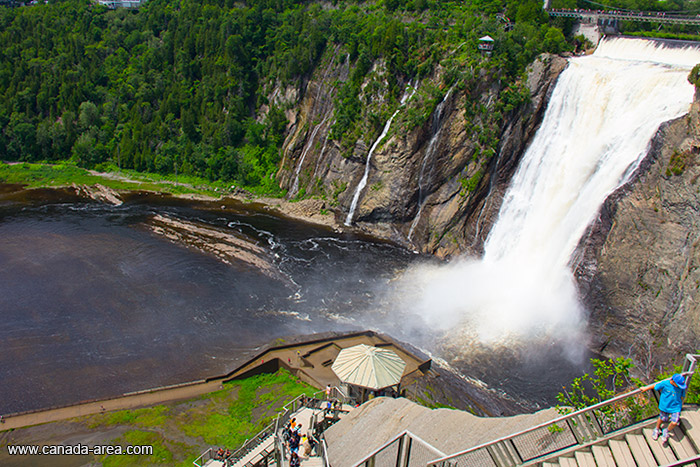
(547, 8), (700, 25)
(426, 354), (700, 467)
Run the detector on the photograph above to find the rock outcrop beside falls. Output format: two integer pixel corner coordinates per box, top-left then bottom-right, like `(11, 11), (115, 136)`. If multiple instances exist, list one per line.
(579, 91), (700, 371)
(275, 52), (567, 256)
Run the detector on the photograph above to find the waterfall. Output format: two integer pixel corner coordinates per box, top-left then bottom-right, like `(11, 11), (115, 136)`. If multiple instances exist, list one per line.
(408, 87), (453, 242)
(290, 118), (327, 198)
(312, 120), (334, 180)
(289, 48), (339, 198)
(397, 37), (700, 346)
(345, 86), (416, 226)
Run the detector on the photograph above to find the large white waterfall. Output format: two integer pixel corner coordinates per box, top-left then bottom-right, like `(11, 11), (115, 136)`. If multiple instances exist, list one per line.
(397, 37), (700, 347)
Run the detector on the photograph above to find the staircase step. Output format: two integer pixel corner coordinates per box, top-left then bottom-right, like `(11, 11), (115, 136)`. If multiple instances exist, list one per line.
(591, 445), (616, 467)
(643, 427), (677, 464)
(300, 456), (324, 467)
(609, 439), (636, 467)
(669, 426), (698, 461)
(683, 410), (700, 453)
(559, 458), (578, 467)
(626, 433), (656, 467)
(574, 450), (596, 467)
(542, 463), (559, 467)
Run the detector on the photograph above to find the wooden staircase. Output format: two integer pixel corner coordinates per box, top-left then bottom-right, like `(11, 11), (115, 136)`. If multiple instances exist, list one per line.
(536, 410), (700, 466)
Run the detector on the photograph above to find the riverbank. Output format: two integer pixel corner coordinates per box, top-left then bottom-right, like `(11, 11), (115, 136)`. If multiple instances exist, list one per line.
(0, 161), (339, 230)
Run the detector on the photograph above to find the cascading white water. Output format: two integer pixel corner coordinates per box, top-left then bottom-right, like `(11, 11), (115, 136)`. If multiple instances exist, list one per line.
(345, 86), (416, 225)
(289, 50), (339, 198)
(397, 37), (700, 346)
(290, 117), (327, 197)
(408, 88), (453, 242)
(312, 121), (333, 180)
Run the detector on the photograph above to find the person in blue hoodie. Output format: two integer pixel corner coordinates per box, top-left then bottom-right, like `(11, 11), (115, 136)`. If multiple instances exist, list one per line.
(644, 373), (687, 444)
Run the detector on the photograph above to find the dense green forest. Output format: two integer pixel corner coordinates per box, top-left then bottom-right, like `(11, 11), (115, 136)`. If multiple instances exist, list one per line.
(0, 0), (610, 194)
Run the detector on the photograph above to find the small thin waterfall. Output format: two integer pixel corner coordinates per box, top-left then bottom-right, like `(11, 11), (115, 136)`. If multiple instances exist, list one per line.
(408, 88), (453, 242)
(345, 86), (416, 226)
(289, 49), (339, 198)
(290, 118), (326, 198)
(313, 119), (334, 180)
(396, 37), (700, 346)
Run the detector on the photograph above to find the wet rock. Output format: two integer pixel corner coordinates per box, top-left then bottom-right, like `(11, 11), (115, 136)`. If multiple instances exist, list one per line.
(579, 91), (700, 370)
(275, 51), (567, 257)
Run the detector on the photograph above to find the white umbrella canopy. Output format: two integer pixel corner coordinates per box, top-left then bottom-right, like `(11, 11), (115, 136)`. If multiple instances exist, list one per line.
(331, 344), (407, 390)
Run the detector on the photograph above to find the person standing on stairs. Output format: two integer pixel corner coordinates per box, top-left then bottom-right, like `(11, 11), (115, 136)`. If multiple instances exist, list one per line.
(644, 373), (687, 444)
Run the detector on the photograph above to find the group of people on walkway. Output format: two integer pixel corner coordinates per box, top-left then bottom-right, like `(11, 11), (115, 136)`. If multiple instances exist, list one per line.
(282, 417), (318, 466)
(213, 447), (232, 465)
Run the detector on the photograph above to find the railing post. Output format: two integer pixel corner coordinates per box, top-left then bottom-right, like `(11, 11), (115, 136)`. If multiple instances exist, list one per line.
(395, 434), (405, 467)
(566, 417), (584, 444)
(589, 410), (605, 437)
(485, 444), (502, 467)
(508, 438), (524, 464)
(684, 354), (698, 388)
(402, 435), (413, 467)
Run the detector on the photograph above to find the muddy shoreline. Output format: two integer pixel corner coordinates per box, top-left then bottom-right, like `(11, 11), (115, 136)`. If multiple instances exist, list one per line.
(87, 169), (342, 230)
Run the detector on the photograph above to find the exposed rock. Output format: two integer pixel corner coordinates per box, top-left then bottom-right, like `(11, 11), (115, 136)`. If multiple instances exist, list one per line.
(578, 92), (700, 372)
(73, 183), (123, 205)
(143, 214), (292, 286)
(276, 51), (568, 257)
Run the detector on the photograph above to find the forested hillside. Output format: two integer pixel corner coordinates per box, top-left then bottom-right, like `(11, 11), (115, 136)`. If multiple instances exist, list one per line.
(0, 0), (568, 194)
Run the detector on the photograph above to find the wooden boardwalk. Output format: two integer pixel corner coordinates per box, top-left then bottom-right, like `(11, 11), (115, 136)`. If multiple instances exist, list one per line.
(529, 408), (700, 466)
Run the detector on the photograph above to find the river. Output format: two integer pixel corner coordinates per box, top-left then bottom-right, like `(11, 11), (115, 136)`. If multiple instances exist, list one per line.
(0, 187), (415, 414)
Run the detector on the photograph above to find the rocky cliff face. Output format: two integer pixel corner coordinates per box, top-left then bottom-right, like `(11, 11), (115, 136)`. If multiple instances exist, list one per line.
(578, 91), (700, 373)
(273, 51), (567, 257)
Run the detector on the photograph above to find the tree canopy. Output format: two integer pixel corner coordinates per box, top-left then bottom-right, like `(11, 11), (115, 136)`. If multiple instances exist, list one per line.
(0, 0), (571, 193)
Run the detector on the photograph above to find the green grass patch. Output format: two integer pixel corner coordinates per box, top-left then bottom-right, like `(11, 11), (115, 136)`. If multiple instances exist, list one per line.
(91, 405), (170, 429)
(0, 161), (238, 198)
(181, 370), (316, 448)
(76, 369), (316, 466)
(100, 429), (198, 467)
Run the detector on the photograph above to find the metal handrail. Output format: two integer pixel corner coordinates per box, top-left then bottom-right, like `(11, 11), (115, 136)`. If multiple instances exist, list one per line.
(320, 437), (331, 467)
(193, 447), (213, 467)
(662, 454), (700, 467)
(427, 360), (697, 467)
(228, 420), (275, 464)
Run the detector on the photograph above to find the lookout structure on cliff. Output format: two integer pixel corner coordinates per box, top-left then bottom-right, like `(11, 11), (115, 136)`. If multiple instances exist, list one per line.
(479, 36), (495, 56)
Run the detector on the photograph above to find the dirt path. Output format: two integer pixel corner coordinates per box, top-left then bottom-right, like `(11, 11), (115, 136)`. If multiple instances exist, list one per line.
(1, 380), (224, 431)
